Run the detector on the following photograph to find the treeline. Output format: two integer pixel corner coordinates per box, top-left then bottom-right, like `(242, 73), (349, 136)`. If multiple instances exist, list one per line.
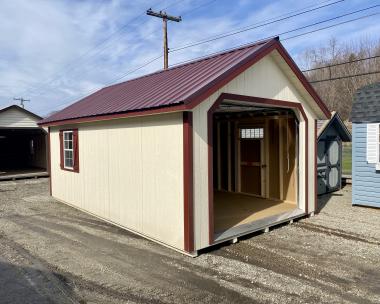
(299, 37), (380, 120)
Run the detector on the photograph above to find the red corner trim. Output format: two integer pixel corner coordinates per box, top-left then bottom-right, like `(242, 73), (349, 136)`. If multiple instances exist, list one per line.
(48, 127), (52, 196)
(73, 129), (79, 173)
(314, 120), (318, 213)
(183, 112), (194, 253)
(59, 130), (64, 170)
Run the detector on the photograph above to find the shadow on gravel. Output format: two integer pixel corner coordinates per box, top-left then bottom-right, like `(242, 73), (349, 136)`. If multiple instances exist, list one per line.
(317, 184), (348, 213)
(0, 261), (77, 304)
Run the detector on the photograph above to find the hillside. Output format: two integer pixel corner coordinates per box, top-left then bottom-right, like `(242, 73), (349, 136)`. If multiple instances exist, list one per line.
(299, 37), (380, 120)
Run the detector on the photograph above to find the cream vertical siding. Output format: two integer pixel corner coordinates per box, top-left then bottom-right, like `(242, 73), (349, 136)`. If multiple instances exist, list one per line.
(50, 112), (185, 250)
(193, 52), (319, 250)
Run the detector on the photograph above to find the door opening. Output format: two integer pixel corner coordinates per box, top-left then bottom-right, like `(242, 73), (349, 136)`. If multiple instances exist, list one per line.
(212, 104), (301, 240)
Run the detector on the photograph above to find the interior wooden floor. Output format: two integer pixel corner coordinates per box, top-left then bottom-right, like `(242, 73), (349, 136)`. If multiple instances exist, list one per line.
(214, 191), (297, 232)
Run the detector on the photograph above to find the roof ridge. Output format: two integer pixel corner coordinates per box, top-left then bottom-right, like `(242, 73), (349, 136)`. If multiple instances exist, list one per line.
(105, 38), (277, 90)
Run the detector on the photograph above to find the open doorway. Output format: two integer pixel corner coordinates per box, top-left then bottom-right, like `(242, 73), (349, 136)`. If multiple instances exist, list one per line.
(212, 101), (300, 239)
(0, 128), (48, 180)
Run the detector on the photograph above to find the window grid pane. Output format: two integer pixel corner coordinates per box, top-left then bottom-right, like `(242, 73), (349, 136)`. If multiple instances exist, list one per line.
(240, 128), (264, 139)
(64, 132), (72, 141)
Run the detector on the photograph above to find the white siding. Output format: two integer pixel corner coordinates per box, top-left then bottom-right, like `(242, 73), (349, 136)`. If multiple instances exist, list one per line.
(50, 112), (185, 250)
(0, 107), (40, 128)
(192, 52), (318, 250)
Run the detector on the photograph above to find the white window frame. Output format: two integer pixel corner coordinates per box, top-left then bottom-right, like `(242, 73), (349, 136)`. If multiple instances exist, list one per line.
(63, 131), (74, 170)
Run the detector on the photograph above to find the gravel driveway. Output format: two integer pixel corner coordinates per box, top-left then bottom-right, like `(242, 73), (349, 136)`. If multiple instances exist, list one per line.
(0, 178), (379, 303)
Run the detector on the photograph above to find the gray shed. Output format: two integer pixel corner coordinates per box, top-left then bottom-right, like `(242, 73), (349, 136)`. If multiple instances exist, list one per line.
(317, 112), (351, 195)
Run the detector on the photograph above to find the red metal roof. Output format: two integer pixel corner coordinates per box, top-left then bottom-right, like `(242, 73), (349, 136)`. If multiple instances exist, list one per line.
(39, 37), (329, 125)
(40, 39), (278, 125)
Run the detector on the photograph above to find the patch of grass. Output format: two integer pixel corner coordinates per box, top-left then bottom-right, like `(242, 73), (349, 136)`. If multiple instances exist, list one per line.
(342, 143), (352, 175)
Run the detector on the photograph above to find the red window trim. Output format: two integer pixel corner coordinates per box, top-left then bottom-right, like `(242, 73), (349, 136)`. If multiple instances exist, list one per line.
(59, 128), (79, 173)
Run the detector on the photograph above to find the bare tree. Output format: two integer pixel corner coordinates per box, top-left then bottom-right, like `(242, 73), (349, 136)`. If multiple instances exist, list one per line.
(299, 37), (380, 120)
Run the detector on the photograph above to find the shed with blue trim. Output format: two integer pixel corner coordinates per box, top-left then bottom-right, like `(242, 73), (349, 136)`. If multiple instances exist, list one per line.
(351, 82), (380, 208)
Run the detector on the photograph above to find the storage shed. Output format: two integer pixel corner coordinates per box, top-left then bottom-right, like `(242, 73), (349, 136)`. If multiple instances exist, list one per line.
(317, 112), (351, 195)
(0, 105), (48, 180)
(351, 82), (380, 208)
(39, 38), (330, 255)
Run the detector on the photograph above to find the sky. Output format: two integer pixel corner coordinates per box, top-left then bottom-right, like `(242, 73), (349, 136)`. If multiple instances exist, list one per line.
(0, 0), (379, 117)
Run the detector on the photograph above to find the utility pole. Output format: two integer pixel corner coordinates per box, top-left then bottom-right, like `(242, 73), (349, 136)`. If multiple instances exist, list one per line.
(13, 97), (30, 109)
(146, 8), (181, 70)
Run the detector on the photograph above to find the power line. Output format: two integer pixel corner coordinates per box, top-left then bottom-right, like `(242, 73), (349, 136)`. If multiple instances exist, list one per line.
(39, 54), (164, 115)
(301, 55), (380, 72)
(181, 0), (218, 17)
(281, 12), (380, 42)
(19, 0), (212, 100)
(38, 4), (380, 115)
(42, 7), (380, 114)
(15, 0), (186, 97)
(17, 15), (146, 97)
(85, 0), (345, 86)
(58, 8), (380, 92)
(170, 0), (345, 52)
(168, 12), (380, 68)
(309, 70), (380, 83)
(170, 3), (380, 53)
(23, 0), (344, 100)
(108, 54), (163, 84)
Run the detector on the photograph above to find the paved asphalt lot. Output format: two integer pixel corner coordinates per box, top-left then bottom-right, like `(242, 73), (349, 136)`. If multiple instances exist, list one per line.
(0, 178), (379, 303)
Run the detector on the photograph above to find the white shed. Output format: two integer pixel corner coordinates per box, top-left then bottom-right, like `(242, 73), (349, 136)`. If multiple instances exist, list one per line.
(39, 38), (330, 255)
(0, 105), (48, 180)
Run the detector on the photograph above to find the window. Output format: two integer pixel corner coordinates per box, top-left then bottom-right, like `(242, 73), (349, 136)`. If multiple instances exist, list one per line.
(63, 131), (74, 169)
(240, 128), (264, 139)
(59, 129), (79, 172)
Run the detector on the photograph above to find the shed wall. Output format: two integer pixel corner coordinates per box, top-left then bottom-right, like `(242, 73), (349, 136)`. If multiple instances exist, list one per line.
(0, 107), (40, 128)
(192, 53), (318, 250)
(50, 112), (185, 250)
(352, 123), (380, 208)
